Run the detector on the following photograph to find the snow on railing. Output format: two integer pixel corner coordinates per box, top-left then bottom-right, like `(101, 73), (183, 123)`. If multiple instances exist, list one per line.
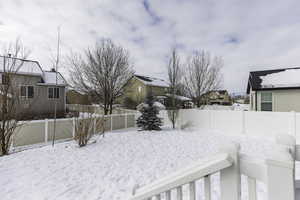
(131, 144), (238, 200)
(131, 135), (296, 200)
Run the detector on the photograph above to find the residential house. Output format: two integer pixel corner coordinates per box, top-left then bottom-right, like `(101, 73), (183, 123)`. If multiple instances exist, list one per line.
(247, 67), (300, 112)
(0, 56), (67, 119)
(121, 74), (169, 107)
(201, 90), (231, 105)
(164, 93), (194, 108)
(66, 89), (91, 105)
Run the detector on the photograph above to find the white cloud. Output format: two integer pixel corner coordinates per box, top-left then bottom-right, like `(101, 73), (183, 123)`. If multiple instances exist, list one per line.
(1, 0), (300, 93)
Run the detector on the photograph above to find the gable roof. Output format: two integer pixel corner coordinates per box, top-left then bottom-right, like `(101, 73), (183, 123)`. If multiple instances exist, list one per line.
(247, 67), (300, 93)
(0, 55), (43, 76)
(0, 55), (67, 86)
(134, 74), (169, 88)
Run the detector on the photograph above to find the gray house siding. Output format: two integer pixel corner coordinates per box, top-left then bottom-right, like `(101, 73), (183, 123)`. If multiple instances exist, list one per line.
(3, 73), (66, 117)
(250, 89), (300, 112)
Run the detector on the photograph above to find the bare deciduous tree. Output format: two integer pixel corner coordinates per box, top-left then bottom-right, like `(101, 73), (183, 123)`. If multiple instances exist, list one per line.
(167, 48), (181, 129)
(68, 39), (134, 115)
(0, 39), (31, 156)
(184, 50), (223, 107)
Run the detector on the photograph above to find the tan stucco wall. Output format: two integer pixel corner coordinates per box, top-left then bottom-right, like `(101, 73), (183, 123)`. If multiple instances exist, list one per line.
(121, 77), (168, 104)
(251, 89), (300, 112)
(122, 77), (148, 103)
(66, 90), (90, 105)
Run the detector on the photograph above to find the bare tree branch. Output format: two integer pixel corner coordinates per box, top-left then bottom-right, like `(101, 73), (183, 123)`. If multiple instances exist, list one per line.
(184, 50), (223, 107)
(0, 39), (31, 155)
(167, 48), (182, 129)
(68, 39), (134, 115)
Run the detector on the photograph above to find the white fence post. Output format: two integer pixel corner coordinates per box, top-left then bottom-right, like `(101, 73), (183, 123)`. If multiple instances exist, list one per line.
(220, 143), (241, 200)
(209, 110), (213, 129)
(242, 110), (246, 134)
(291, 111), (296, 137)
(111, 115), (113, 131)
(45, 118), (48, 144)
(72, 117), (75, 138)
(93, 117), (96, 134)
(247, 177), (257, 200)
(266, 151), (294, 200)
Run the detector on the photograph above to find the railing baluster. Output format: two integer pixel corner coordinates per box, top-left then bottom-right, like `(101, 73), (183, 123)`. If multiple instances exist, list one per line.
(204, 175), (211, 200)
(247, 177), (257, 200)
(155, 194), (161, 200)
(165, 190), (171, 200)
(176, 186), (182, 200)
(189, 181), (196, 200)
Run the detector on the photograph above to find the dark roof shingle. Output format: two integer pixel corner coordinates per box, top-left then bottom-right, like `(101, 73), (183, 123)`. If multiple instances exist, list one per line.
(246, 67), (300, 93)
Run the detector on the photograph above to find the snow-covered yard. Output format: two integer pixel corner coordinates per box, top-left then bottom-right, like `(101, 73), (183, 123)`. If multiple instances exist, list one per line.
(0, 128), (286, 200)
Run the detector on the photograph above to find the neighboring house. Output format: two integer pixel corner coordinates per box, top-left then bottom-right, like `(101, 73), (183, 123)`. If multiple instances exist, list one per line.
(164, 93), (194, 108)
(247, 67), (300, 112)
(201, 90), (231, 105)
(121, 74), (169, 106)
(66, 89), (91, 105)
(0, 56), (67, 118)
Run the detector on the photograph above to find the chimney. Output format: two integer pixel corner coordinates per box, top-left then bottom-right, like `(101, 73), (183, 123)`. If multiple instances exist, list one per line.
(51, 68), (56, 72)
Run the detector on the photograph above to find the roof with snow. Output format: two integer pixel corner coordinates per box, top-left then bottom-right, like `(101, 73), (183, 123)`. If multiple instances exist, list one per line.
(247, 67), (300, 93)
(134, 74), (169, 88)
(0, 56), (67, 86)
(0, 56), (43, 76)
(40, 71), (67, 86)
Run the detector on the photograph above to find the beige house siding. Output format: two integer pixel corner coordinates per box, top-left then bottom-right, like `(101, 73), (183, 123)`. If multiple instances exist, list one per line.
(121, 77), (168, 104)
(250, 89), (300, 112)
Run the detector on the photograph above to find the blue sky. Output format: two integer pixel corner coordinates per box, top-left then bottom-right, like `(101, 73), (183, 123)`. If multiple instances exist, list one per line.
(1, 0), (300, 93)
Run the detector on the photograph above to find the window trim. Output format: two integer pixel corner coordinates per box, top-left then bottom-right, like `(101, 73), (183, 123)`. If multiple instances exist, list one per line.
(261, 92), (272, 111)
(48, 87), (60, 99)
(20, 85), (34, 99)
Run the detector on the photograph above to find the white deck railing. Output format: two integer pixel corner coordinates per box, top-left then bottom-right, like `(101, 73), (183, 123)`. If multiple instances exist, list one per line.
(131, 135), (296, 200)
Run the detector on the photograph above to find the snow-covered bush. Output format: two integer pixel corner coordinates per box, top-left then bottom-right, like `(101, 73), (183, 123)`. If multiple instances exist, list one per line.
(137, 101), (165, 111)
(136, 96), (163, 131)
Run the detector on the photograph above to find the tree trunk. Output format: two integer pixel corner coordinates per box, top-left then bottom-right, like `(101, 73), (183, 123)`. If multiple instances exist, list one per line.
(172, 110), (175, 129)
(1, 135), (7, 156)
(109, 100), (113, 115)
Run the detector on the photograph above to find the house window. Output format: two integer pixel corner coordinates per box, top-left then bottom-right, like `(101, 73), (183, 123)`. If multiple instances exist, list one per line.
(261, 92), (272, 111)
(1, 74), (9, 85)
(137, 86), (142, 93)
(20, 86), (34, 98)
(48, 87), (59, 99)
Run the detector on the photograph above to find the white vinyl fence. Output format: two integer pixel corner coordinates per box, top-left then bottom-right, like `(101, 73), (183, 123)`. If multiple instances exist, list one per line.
(12, 113), (136, 147)
(160, 109), (300, 141)
(131, 134), (296, 200)
(67, 104), (138, 115)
